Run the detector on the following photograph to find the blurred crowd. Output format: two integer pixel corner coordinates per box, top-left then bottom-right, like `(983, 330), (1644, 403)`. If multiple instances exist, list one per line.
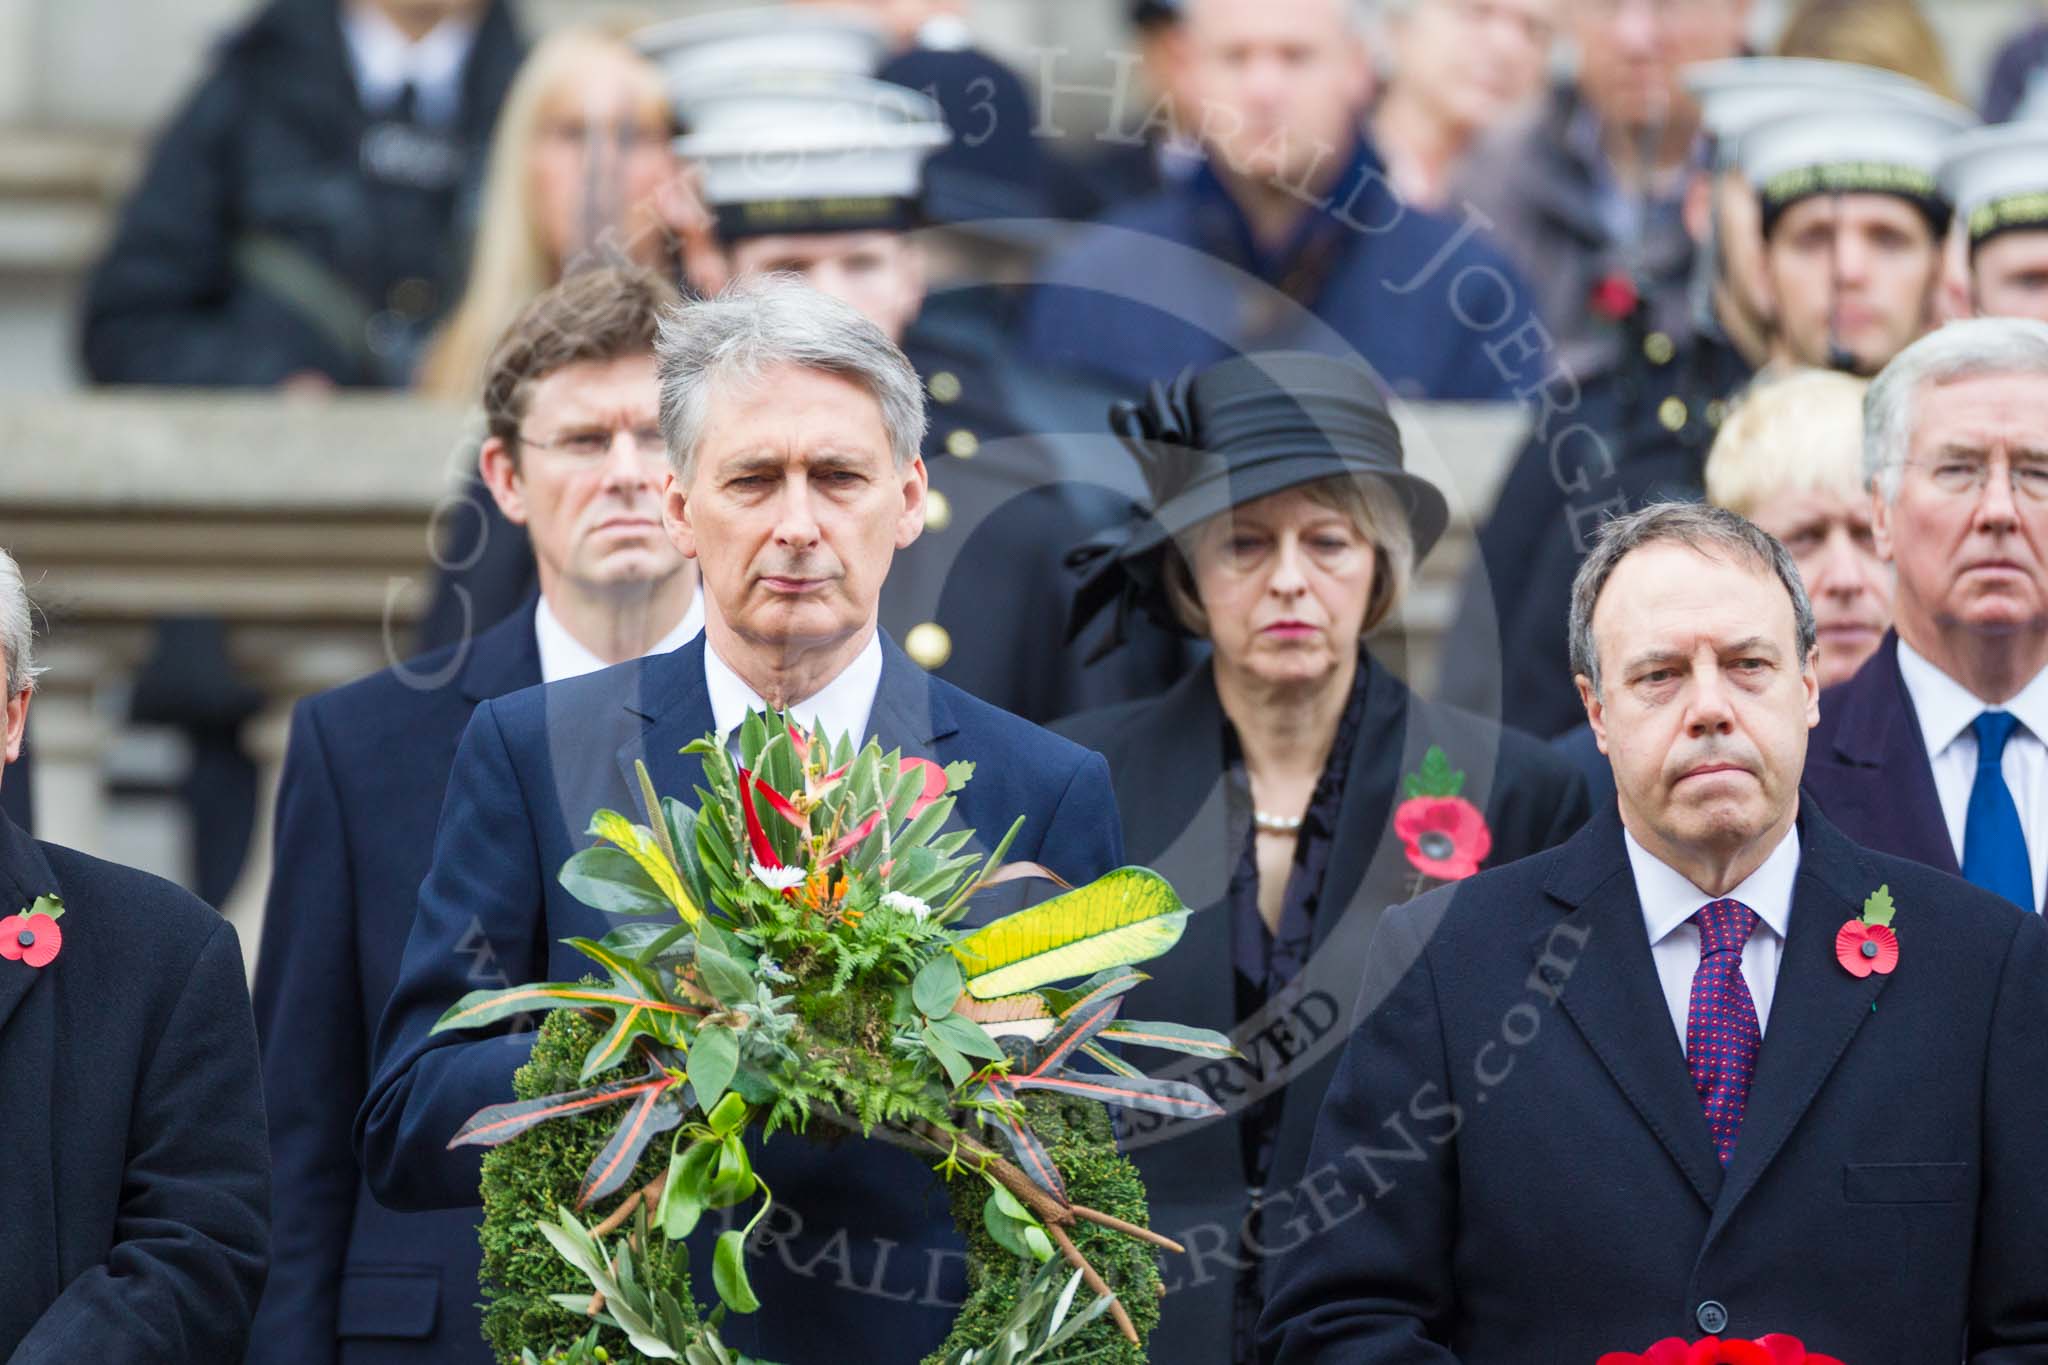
(11, 0), (2048, 1359)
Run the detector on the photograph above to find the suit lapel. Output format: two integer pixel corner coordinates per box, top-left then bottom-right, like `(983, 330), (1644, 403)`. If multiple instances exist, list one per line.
(0, 814), (60, 1038)
(1703, 808), (1889, 1245)
(1550, 814), (1726, 1209)
(1821, 634), (1955, 876)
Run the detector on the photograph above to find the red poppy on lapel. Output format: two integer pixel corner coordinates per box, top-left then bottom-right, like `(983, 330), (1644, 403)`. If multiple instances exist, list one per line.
(1588, 270), (1642, 322)
(1836, 883), (1900, 979)
(1, 895), (65, 970)
(1394, 796), (1492, 881)
(1597, 1336), (1846, 1365)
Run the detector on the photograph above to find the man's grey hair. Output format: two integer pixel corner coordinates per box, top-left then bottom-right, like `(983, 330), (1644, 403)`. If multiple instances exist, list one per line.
(656, 274), (928, 484)
(1567, 502), (1817, 695)
(0, 549), (42, 697)
(1865, 317), (2048, 502)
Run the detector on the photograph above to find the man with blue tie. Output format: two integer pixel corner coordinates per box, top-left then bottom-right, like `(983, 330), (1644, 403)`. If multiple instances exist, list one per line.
(356, 275), (1123, 1361)
(252, 265), (701, 1363)
(1258, 502), (2048, 1362)
(1805, 318), (2048, 914)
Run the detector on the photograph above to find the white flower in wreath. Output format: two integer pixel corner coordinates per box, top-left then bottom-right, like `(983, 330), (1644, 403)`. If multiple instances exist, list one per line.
(752, 862), (805, 892)
(881, 890), (932, 922)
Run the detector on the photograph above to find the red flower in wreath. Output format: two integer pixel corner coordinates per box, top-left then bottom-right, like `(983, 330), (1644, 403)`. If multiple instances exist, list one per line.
(0, 911), (62, 969)
(899, 757), (950, 816)
(1598, 1336), (1844, 1365)
(1835, 919), (1899, 978)
(1393, 795), (1491, 881)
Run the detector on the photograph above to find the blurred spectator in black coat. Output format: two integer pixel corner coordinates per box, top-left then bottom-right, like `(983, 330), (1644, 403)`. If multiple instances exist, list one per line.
(1055, 1), (1206, 220)
(1981, 5), (2048, 122)
(81, 0), (523, 389)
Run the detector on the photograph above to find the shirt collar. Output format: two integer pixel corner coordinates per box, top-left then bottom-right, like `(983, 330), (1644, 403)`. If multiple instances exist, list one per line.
(534, 591), (704, 686)
(703, 630), (885, 748)
(1896, 636), (2048, 757)
(1624, 821), (1801, 948)
(340, 2), (478, 124)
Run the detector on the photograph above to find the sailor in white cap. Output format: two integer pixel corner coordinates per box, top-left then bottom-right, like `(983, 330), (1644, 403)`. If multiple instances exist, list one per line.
(1940, 121), (2048, 324)
(1683, 57), (1926, 367)
(1738, 82), (1975, 375)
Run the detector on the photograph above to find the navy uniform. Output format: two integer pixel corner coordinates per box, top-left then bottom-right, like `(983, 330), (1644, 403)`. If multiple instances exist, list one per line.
(1442, 63), (1968, 740)
(676, 68), (1190, 722)
(1440, 322), (1752, 738)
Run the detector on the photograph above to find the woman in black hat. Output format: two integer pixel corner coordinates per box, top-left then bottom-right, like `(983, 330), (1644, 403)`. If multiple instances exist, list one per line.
(1056, 351), (1590, 1365)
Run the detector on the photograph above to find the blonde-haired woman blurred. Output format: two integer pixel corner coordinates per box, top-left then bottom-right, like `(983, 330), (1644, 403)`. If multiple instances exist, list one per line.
(416, 23), (713, 399)
(1705, 367), (1891, 689)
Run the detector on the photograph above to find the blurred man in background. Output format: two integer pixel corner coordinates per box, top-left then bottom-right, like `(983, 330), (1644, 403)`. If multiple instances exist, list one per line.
(1456, 0), (1751, 375)
(82, 0), (522, 389)
(1058, 0), (1204, 218)
(1370, 0), (1557, 211)
(1024, 0), (1541, 400)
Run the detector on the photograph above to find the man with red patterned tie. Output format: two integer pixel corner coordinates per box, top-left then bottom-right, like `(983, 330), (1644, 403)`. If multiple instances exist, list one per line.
(1257, 502), (2048, 1363)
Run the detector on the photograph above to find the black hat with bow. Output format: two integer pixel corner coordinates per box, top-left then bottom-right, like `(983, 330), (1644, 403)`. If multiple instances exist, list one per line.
(1066, 351), (1450, 659)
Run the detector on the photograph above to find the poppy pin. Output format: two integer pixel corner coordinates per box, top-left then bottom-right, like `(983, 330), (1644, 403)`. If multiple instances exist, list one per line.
(1835, 883), (1900, 979)
(0, 894), (65, 970)
(1394, 746), (1493, 884)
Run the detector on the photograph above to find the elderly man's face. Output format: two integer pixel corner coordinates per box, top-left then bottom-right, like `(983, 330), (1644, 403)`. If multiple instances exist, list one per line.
(1569, 0), (1745, 135)
(1388, 0), (1554, 137)
(668, 364), (926, 657)
(1973, 231), (2048, 324)
(1582, 542), (1819, 866)
(1188, 0), (1372, 191)
(481, 353), (687, 602)
(1765, 195), (1940, 375)
(1748, 489), (1891, 690)
(1875, 370), (2048, 646)
(726, 234), (927, 346)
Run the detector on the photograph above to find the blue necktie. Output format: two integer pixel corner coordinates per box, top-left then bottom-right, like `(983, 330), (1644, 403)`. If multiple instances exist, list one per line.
(1962, 711), (2035, 911)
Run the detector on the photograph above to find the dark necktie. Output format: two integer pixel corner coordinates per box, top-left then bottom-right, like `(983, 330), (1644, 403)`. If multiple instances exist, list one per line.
(1687, 897), (1761, 1166)
(1962, 711), (2034, 911)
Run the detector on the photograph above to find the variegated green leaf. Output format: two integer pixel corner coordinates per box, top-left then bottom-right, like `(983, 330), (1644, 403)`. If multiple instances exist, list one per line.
(952, 868), (1188, 998)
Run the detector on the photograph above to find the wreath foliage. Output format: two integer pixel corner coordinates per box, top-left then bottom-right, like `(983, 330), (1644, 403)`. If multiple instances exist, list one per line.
(442, 713), (1229, 1362)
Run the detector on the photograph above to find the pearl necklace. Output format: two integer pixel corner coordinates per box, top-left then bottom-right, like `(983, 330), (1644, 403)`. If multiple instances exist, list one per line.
(1253, 810), (1304, 834)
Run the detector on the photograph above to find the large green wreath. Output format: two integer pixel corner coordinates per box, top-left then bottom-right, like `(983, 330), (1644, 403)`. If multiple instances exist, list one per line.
(439, 713), (1232, 1363)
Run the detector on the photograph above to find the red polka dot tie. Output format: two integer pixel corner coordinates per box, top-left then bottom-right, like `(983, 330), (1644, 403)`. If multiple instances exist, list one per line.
(1687, 897), (1761, 1166)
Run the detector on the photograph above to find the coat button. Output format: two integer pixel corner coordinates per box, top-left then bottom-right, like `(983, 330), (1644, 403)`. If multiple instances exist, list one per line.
(905, 622), (952, 669)
(1643, 330), (1675, 365)
(1657, 396), (1688, 432)
(945, 428), (980, 459)
(923, 489), (953, 531)
(928, 370), (962, 404)
(1696, 1300), (1728, 1334)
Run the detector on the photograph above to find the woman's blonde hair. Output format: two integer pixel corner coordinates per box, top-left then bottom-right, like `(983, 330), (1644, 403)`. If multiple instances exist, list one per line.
(1162, 474), (1416, 641)
(1774, 0), (1958, 103)
(1704, 367), (1870, 518)
(416, 23), (671, 400)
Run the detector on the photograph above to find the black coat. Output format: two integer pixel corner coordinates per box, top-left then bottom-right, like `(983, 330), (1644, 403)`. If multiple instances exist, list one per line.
(1, 744), (30, 834)
(1258, 805), (2048, 1363)
(1055, 655), (1590, 1362)
(249, 602), (542, 1364)
(0, 814), (270, 1360)
(80, 0), (522, 387)
(1439, 329), (1753, 739)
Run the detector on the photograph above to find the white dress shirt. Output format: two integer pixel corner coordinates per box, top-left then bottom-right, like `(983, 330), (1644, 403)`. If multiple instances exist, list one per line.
(340, 2), (478, 126)
(534, 592), (704, 686)
(704, 630), (885, 747)
(1895, 639), (2048, 913)
(1624, 824), (1799, 1047)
